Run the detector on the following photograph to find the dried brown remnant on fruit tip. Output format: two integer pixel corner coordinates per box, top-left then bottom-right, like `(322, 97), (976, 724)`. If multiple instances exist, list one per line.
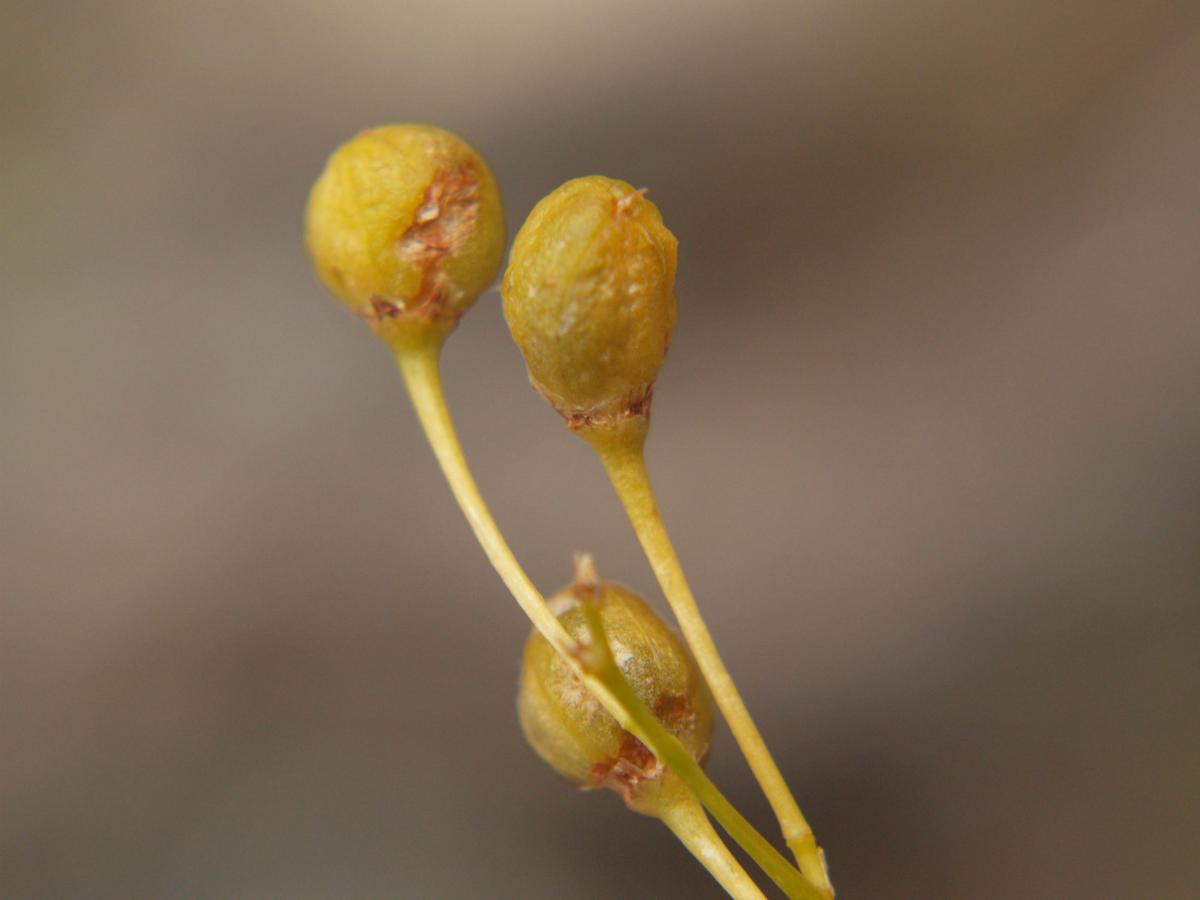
(364, 163), (481, 328)
(570, 553), (601, 596)
(613, 186), (648, 218)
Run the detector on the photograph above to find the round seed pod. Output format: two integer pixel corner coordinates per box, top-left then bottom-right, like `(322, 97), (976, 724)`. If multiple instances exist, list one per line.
(305, 124), (505, 348)
(502, 176), (678, 427)
(517, 574), (713, 815)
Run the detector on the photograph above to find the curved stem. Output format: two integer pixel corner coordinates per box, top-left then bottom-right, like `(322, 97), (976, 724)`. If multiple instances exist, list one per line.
(582, 416), (833, 895)
(393, 342), (818, 898)
(656, 777), (767, 900)
(394, 341), (576, 660)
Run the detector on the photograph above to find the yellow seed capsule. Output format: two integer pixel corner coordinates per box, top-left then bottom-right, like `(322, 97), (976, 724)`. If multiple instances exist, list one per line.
(305, 124), (505, 349)
(517, 573), (713, 815)
(502, 176), (678, 427)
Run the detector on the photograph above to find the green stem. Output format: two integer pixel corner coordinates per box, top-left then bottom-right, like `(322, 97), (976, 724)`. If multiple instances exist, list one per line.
(394, 341), (576, 660)
(582, 416), (832, 894)
(394, 341), (818, 899)
(656, 776), (767, 900)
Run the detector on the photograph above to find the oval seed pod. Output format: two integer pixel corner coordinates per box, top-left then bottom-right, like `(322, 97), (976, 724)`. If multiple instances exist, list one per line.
(517, 569), (713, 815)
(305, 124), (505, 348)
(502, 176), (678, 427)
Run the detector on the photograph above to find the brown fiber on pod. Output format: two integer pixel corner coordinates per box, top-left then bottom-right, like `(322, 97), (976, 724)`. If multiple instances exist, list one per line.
(502, 177), (678, 428)
(517, 558), (713, 816)
(306, 124), (505, 350)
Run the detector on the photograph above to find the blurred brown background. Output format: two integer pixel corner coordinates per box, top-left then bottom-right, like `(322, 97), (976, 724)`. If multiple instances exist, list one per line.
(3, 2), (1198, 897)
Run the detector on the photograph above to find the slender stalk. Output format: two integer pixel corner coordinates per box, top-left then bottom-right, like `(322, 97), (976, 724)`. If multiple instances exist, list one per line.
(656, 777), (767, 900)
(393, 341), (820, 898)
(394, 341), (576, 661)
(577, 596), (825, 900)
(582, 416), (833, 894)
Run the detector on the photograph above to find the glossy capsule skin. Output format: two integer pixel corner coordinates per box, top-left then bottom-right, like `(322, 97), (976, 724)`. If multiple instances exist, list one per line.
(503, 176), (678, 426)
(517, 578), (713, 813)
(306, 124), (505, 348)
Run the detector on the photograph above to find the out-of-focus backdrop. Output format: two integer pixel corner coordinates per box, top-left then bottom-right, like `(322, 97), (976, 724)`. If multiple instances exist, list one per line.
(3, 2), (1198, 897)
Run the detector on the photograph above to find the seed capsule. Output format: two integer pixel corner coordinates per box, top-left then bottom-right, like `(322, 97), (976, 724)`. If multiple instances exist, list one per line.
(502, 176), (678, 427)
(517, 568), (713, 815)
(305, 124), (505, 348)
